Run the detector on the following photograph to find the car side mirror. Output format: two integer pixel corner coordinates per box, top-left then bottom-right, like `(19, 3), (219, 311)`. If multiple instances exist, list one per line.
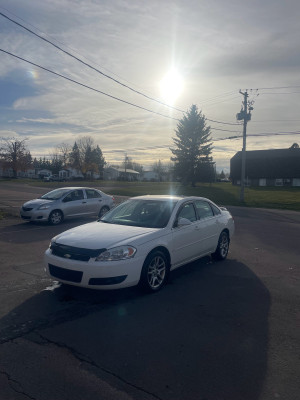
(177, 217), (192, 227)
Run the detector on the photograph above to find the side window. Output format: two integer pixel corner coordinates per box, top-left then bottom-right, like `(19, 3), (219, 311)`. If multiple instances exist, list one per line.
(86, 189), (101, 199)
(210, 203), (221, 216)
(63, 190), (84, 202)
(177, 203), (197, 223)
(194, 200), (214, 219)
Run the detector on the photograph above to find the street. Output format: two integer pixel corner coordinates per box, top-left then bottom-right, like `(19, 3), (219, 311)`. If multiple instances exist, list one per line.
(0, 183), (299, 400)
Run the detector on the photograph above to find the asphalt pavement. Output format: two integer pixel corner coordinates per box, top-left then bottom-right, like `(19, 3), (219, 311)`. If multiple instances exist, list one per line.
(0, 183), (299, 400)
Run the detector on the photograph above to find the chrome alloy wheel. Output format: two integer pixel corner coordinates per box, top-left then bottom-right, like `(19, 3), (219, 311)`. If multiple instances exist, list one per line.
(147, 255), (167, 289)
(49, 210), (63, 225)
(219, 232), (229, 258)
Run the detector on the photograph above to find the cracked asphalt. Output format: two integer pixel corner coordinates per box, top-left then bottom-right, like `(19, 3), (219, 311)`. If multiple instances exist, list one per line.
(0, 182), (299, 400)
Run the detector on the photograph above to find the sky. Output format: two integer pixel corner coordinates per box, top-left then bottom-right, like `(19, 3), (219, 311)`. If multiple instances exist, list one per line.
(1, 0), (300, 173)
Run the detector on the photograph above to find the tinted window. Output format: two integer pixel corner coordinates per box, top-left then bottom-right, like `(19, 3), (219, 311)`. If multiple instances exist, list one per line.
(86, 189), (101, 199)
(177, 203), (197, 222)
(194, 200), (214, 219)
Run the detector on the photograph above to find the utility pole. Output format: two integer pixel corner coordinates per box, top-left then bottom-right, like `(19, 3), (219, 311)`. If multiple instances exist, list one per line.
(236, 90), (253, 202)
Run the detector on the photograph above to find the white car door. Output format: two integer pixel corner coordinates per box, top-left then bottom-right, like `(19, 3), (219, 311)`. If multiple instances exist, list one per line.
(171, 202), (202, 268)
(194, 200), (220, 252)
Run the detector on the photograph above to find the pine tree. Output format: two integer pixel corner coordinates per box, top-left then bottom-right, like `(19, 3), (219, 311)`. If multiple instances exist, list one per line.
(171, 105), (213, 186)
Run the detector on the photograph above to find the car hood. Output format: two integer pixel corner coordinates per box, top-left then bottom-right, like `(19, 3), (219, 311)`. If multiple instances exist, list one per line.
(54, 221), (160, 249)
(23, 198), (55, 208)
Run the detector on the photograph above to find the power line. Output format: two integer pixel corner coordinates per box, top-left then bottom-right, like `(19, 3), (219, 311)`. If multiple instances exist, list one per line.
(248, 85), (300, 90)
(0, 11), (185, 113)
(0, 48), (180, 121)
(0, 11), (242, 127)
(0, 48), (244, 134)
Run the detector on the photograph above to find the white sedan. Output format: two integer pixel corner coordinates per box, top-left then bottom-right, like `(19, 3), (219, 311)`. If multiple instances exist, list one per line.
(44, 195), (235, 292)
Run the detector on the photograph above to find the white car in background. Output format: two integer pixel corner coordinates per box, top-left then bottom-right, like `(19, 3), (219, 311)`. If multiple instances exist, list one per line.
(44, 195), (235, 292)
(20, 187), (115, 224)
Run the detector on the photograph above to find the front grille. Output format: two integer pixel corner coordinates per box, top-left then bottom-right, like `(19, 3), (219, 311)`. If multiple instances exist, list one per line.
(21, 215), (31, 220)
(49, 264), (83, 283)
(50, 242), (105, 262)
(22, 206), (33, 212)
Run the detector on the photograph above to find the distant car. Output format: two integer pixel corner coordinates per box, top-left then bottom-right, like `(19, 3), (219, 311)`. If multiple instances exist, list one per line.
(44, 174), (65, 182)
(44, 195), (235, 292)
(20, 187), (115, 224)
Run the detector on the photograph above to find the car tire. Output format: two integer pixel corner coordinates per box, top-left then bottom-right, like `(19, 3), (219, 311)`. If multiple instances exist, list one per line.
(212, 231), (229, 260)
(48, 210), (64, 225)
(139, 250), (169, 293)
(98, 206), (109, 218)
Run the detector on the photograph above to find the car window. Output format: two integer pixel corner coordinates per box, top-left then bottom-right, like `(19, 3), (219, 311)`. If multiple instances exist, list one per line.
(210, 203), (221, 215)
(177, 203), (197, 223)
(63, 190), (84, 202)
(100, 199), (177, 228)
(85, 189), (101, 199)
(40, 188), (69, 200)
(194, 200), (214, 219)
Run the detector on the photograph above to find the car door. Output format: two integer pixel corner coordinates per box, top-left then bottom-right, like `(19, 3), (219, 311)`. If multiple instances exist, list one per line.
(171, 202), (201, 267)
(61, 189), (88, 217)
(194, 200), (220, 252)
(84, 189), (103, 215)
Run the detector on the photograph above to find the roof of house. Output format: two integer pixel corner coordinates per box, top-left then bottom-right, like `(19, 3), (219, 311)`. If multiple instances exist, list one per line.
(231, 148), (300, 160)
(107, 167), (140, 174)
(230, 147), (300, 179)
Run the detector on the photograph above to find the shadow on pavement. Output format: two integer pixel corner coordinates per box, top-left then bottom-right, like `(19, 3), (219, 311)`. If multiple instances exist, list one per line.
(0, 257), (270, 400)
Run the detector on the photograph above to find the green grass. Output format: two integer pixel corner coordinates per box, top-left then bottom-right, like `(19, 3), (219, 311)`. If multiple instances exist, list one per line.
(1, 179), (300, 211)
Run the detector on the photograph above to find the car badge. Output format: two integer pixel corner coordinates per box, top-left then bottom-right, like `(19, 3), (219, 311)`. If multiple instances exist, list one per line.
(64, 254), (71, 258)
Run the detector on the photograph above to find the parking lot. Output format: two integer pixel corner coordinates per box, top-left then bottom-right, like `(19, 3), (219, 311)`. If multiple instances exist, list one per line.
(0, 182), (299, 400)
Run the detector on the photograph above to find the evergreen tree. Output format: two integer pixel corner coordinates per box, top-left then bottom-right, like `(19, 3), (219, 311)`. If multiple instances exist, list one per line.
(171, 105), (213, 186)
(69, 142), (81, 171)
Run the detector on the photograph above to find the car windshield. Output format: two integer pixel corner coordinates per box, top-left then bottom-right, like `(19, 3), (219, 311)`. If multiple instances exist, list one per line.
(40, 188), (70, 200)
(100, 199), (177, 228)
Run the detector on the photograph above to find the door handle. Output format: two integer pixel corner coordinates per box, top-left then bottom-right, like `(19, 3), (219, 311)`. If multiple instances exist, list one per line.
(82, 201), (87, 203)
(195, 225), (200, 230)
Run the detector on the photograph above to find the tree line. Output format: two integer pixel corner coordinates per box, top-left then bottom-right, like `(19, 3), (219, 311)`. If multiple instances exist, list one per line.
(0, 105), (217, 184)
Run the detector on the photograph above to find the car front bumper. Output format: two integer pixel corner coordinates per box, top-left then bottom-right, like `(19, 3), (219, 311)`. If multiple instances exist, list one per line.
(20, 208), (51, 222)
(44, 248), (143, 289)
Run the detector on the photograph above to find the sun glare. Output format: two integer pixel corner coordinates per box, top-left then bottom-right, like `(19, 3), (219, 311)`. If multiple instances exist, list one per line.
(159, 69), (184, 105)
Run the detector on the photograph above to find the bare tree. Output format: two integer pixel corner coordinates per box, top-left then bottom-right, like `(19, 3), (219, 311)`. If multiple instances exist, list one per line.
(0, 137), (31, 178)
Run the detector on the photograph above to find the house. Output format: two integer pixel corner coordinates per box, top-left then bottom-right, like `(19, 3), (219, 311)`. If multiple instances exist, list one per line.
(230, 147), (300, 187)
(143, 170), (160, 181)
(104, 167), (140, 181)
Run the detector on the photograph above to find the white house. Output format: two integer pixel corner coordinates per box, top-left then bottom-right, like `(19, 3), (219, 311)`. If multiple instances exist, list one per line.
(104, 167), (140, 181)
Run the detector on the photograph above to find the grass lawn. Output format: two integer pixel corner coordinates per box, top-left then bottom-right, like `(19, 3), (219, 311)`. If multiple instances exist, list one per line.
(1, 179), (299, 211)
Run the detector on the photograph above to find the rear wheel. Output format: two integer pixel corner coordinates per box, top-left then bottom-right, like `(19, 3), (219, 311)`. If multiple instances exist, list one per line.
(212, 231), (229, 260)
(139, 250), (169, 293)
(48, 210), (63, 225)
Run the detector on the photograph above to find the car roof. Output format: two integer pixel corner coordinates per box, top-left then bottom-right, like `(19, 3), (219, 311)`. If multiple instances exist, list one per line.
(52, 187), (100, 191)
(129, 195), (213, 202)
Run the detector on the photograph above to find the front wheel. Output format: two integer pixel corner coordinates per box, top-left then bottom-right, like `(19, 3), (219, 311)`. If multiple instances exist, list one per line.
(48, 210), (63, 225)
(139, 251), (169, 293)
(212, 231), (229, 260)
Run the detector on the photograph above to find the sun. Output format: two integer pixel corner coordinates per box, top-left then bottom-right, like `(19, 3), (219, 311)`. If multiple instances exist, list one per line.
(159, 69), (184, 105)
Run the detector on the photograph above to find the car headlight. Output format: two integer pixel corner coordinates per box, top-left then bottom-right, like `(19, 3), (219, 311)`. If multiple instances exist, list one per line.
(95, 246), (136, 261)
(38, 204), (51, 210)
(49, 237), (57, 248)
